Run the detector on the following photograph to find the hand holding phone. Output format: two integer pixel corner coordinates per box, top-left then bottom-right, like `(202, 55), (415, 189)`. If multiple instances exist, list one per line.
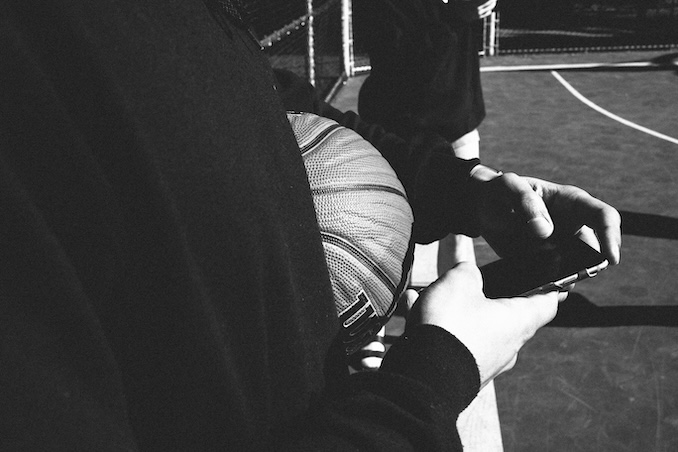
(405, 263), (559, 388)
(479, 236), (609, 298)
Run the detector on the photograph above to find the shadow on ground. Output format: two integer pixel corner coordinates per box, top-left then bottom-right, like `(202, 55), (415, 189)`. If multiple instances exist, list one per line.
(549, 292), (678, 328)
(621, 210), (678, 240)
(549, 209), (678, 327)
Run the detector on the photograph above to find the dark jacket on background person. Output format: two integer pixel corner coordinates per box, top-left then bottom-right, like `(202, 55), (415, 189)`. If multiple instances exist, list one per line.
(1, 1), (482, 450)
(354, 0), (486, 142)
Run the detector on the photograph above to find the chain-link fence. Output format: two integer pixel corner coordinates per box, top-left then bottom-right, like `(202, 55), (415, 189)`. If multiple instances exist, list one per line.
(248, 0), (677, 101)
(248, 0), (344, 98)
(496, 0), (678, 53)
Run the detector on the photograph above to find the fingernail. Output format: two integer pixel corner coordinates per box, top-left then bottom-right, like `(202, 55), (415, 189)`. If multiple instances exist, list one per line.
(528, 217), (552, 237)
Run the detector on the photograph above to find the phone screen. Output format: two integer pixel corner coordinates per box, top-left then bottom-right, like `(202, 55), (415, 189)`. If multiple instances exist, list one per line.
(480, 237), (608, 298)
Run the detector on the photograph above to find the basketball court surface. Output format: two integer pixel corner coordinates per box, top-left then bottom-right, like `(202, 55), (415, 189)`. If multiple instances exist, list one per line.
(331, 50), (678, 452)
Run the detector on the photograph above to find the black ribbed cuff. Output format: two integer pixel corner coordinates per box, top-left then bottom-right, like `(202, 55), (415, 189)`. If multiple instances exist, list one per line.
(381, 324), (480, 414)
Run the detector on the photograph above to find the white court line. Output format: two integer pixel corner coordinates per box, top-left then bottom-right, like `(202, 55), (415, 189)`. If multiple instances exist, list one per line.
(550, 70), (678, 146)
(361, 59), (678, 75)
(480, 60), (678, 73)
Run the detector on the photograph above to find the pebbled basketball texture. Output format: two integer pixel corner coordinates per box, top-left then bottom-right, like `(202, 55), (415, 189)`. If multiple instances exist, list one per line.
(287, 112), (414, 354)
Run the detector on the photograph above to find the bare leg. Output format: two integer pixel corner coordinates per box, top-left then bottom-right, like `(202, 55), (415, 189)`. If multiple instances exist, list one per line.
(439, 129), (480, 269)
(351, 326), (386, 372)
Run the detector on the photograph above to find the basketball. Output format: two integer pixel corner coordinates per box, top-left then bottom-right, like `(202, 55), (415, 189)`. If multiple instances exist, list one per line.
(287, 112), (414, 355)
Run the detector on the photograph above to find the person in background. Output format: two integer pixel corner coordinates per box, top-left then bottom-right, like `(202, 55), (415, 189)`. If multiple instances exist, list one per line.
(354, 0), (498, 266)
(1, 1), (620, 451)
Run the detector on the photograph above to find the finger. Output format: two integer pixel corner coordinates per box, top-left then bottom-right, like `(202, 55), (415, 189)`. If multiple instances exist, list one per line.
(504, 291), (559, 336)
(500, 173), (554, 239)
(595, 212), (622, 266)
(565, 189), (622, 265)
(557, 290), (570, 303)
(401, 289), (420, 312)
(526, 291), (559, 326)
(359, 326), (386, 371)
(575, 225), (600, 252)
(527, 177), (621, 264)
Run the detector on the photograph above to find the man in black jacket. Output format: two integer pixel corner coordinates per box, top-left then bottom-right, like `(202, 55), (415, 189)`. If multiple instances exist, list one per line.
(354, 0), (498, 265)
(0, 1), (620, 450)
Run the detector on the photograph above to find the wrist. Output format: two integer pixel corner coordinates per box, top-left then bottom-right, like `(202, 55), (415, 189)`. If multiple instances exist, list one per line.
(382, 324), (481, 413)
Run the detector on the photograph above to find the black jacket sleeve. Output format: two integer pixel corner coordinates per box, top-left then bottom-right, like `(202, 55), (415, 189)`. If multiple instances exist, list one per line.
(286, 325), (481, 451)
(1, 5), (483, 450)
(275, 69), (482, 243)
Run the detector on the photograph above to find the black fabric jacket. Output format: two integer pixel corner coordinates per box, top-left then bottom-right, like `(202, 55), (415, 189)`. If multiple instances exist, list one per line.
(1, 1), (480, 450)
(354, 0), (486, 142)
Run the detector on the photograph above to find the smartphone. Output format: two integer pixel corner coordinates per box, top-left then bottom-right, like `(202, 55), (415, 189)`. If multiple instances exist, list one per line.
(479, 236), (609, 298)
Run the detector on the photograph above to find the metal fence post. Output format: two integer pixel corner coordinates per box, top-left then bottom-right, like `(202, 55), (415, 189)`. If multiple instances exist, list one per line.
(342, 0), (354, 78)
(307, 0), (316, 87)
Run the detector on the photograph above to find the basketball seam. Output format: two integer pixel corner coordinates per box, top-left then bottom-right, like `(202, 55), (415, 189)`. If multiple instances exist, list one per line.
(311, 183), (408, 201)
(321, 231), (397, 295)
(298, 123), (344, 157)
